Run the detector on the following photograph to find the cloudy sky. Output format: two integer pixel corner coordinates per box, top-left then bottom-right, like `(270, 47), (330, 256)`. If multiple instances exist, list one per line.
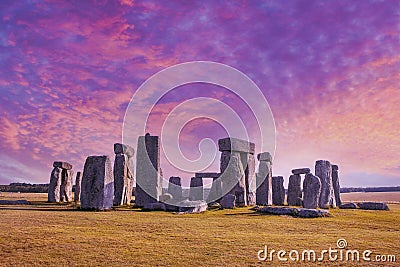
(0, 0), (399, 187)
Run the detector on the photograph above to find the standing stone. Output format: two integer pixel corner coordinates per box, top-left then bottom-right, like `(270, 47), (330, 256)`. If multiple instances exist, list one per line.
(220, 194), (236, 209)
(74, 171), (82, 203)
(207, 176), (223, 203)
(331, 164), (342, 207)
(81, 156), (114, 210)
(316, 160), (336, 208)
(113, 154), (133, 206)
(303, 173), (321, 209)
(245, 153), (256, 205)
(168, 176), (183, 200)
(48, 167), (62, 202)
(272, 176), (285, 205)
(114, 143), (135, 158)
(287, 174), (302, 206)
(189, 177), (204, 201)
(60, 169), (73, 202)
(135, 134), (162, 207)
(220, 151), (247, 206)
(256, 152), (272, 206)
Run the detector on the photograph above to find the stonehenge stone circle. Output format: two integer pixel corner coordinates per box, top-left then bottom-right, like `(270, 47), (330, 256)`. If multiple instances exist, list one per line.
(272, 176), (285, 205)
(135, 133), (162, 207)
(302, 173), (321, 209)
(315, 160), (336, 208)
(189, 177), (204, 201)
(167, 176), (183, 200)
(292, 168), (311, 175)
(287, 174), (302, 206)
(256, 152), (273, 206)
(331, 164), (342, 207)
(74, 171), (82, 203)
(113, 143), (135, 206)
(80, 156), (114, 210)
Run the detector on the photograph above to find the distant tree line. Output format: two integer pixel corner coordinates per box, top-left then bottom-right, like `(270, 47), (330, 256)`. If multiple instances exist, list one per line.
(340, 186), (400, 193)
(0, 183), (49, 193)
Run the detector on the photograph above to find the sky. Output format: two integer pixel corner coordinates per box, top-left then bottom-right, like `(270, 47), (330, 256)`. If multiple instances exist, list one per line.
(0, 0), (399, 188)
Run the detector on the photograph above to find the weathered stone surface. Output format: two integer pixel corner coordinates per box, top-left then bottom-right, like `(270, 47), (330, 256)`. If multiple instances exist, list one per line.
(303, 173), (321, 209)
(189, 177), (203, 201)
(161, 193), (173, 202)
(135, 134), (162, 207)
(357, 202), (389, 210)
(339, 203), (358, 209)
(257, 152), (272, 162)
(316, 160), (335, 208)
(113, 154), (134, 206)
(220, 151), (247, 206)
(74, 171), (82, 203)
(258, 206), (297, 216)
(48, 167), (62, 202)
(177, 200), (208, 214)
(206, 177), (222, 203)
(331, 164), (342, 207)
(53, 161), (72, 170)
(272, 176), (285, 205)
(292, 168), (311, 175)
(113, 143), (135, 158)
(287, 174), (302, 206)
(220, 194), (236, 209)
(0, 199), (30, 205)
(195, 172), (220, 178)
(256, 161), (272, 206)
(167, 176), (183, 200)
(143, 202), (166, 211)
(60, 169), (73, 202)
(245, 153), (256, 206)
(218, 137), (255, 154)
(258, 206), (330, 218)
(80, 156), (114, 210)
(297, 208), (330, 218)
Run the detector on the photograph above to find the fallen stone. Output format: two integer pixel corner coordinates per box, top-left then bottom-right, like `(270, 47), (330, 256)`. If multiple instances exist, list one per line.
(303, 173), (321, 209)
(339, 203), (358, 209)
(220, 194), (236, 209)
(357, 202), (389, 210)
(287, 174), (302, 206)
(113, 143), (135, 158)
(53, 161), (72, 170)
(48, 167), (62, 202)
(316, 160), (335, 208)
(292, 168), (311, 175)
(258, 206), (297, 216)
(0, 199), (30, 205)
(143, 202), (166, 211)
(272, 176), (285, 205)
(207, 202), (221, 210)
(218, 137), (255, 154)
(177, 200), (208, 214)
(80, 155), (114, 210)
(257, 152), (272, 162)
(297, 208), (330, 218)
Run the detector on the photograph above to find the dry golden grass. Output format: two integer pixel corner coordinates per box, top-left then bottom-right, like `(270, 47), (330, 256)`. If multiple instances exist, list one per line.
(0, 193), (398, 266)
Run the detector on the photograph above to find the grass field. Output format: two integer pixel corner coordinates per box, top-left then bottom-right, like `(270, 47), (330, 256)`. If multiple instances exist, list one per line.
(0, 193), (399, 266)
